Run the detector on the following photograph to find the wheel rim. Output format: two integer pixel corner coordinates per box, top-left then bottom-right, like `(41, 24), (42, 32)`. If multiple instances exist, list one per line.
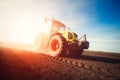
(51, 39), (60, 51)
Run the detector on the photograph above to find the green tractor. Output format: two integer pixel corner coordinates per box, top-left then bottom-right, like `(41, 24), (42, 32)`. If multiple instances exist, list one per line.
(34, 18), (89, 57)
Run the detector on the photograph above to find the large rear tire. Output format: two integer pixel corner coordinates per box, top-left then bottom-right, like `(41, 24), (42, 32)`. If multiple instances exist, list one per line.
(34, 32), (46, 51)
(49, 35), (67, 56)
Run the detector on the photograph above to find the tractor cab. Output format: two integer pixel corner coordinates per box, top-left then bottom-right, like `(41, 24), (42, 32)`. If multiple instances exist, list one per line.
(47, 18), (78, 43)
(48, 18), (67, 35)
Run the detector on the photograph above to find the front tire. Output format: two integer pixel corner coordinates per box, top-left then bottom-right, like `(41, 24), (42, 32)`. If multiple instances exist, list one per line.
(49, 35), (67, 56)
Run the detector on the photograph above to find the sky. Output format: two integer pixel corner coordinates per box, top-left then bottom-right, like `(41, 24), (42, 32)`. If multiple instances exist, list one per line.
(0, 0), (120, 53)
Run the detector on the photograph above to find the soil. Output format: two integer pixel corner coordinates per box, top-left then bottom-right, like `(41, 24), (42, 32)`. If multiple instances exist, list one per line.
(0, 44), (120, 80)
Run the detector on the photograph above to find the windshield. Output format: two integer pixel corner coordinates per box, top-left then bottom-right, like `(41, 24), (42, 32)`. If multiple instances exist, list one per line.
(58, 27), (70, 31)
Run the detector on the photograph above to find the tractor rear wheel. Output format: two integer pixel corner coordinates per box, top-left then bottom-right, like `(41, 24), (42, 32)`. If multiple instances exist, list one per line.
(34, 32), (45, 50)
(49, 35), (67, 56)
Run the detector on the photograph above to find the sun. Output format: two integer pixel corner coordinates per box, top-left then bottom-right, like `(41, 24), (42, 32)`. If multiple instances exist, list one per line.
(15, 20), (50, 44)
(0, 18), (50, 45)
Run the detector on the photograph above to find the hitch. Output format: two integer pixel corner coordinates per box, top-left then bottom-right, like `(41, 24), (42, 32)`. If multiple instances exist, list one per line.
(79, 34), (89, 49)
(79, 34), (87, 42)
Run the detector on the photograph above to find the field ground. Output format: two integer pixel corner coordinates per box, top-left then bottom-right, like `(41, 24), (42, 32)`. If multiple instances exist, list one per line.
(0, 42), (120, 80)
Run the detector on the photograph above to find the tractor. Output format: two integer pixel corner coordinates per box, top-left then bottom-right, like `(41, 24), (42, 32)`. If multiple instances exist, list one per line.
(34, 18), (89, 57)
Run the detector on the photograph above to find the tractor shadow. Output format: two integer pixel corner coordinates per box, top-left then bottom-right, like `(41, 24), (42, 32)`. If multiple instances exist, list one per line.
(66, 53), (120, 64)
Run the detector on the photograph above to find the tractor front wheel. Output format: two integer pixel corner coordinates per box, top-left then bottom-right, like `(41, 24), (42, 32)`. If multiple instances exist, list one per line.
(49, 35), (67, 56)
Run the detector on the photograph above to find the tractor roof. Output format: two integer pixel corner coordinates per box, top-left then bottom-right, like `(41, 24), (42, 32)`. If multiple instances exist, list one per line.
(51, 18), (66, 28)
